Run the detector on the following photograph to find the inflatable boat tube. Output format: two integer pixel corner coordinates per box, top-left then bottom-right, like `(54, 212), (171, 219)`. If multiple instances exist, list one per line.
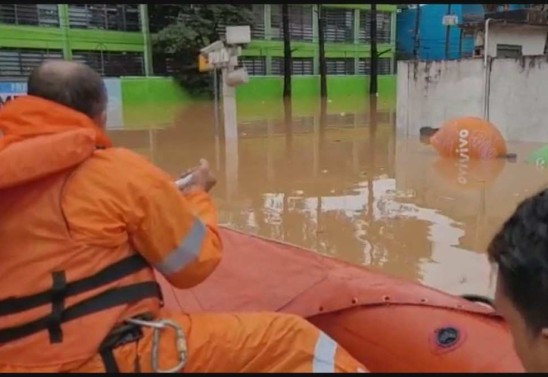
(157, 227), (523, 373)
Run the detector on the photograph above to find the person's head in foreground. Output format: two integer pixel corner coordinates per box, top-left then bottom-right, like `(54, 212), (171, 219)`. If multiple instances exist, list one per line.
(27, 59), (108, 128)
(488, 188), (548, 372)
(419, 126), (438, 145)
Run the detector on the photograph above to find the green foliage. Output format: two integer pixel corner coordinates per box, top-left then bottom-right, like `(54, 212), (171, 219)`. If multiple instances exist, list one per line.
(151, 5), (254, 97)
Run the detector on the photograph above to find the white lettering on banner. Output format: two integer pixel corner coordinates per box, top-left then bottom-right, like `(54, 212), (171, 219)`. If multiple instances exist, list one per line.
(0, 94), (24, 108)
(456, 129), (470, 185)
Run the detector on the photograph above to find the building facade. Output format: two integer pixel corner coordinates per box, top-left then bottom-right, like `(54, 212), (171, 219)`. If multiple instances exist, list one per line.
(396, 4), (532, 61)
(0, 4), (152, 78)
(0, 4), (397, 79)
(462, 7), (548, 58)
(237, 4), (397, 77)
(0, 4), (397, 107)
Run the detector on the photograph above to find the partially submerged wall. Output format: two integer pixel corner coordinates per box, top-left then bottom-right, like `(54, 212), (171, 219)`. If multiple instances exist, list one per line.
(1, 74), (396, 129)
(397, 56), (548, 142)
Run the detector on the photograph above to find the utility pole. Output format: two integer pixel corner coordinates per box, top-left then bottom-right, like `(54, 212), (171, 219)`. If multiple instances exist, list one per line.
(318, 4), (327, 99)
(369, 3), (378, 95)
(282, 4), (292, 99)
(459, 28), (464, 58)
(444, 4), (452, 60)
(412, 4), (421, 60)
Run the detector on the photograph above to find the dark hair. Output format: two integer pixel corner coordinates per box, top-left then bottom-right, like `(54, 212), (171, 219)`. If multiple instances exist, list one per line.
(487, 188), (548, 333)
(27, 59), (107, 119)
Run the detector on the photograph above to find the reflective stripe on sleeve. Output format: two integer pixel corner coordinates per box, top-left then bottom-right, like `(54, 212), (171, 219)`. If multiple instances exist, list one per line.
(154, 217), (206, 276)
(312, 331), (337, 373)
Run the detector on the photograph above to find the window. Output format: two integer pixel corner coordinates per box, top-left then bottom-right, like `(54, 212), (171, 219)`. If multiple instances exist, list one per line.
(326, 58), (354, 75)
(359, 11), (391, 44)
(270, 5), (313, 42)
(68, 4), (141, 32)
(496, 44), (522, 58)
(249, 4), (265, 39)
(0, 4), (59, 27)
(357, 57), (392, 75)
(271, 57), (314, 75)
(322, 8), (354, 43)
(72, 50), (145, 76)
(240, 57), (266, 76)
(152, 53), (178, 76)
(0, 48), (63, 77)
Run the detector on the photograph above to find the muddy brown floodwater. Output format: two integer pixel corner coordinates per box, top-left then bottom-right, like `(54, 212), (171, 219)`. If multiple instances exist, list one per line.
(108, 99), (548, 298)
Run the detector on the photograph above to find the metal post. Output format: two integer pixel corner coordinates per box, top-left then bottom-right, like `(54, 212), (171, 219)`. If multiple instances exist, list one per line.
(58, 5), (72, 60)
(459, 28), (464, 59)
(139, 4), (154, 76)
(221, 68), (238, 141)
(221, 66), (239, 200)
(413, 4), (421, 60)
(201, 26), (250, 200)
(445, 4), (452, 60)
(483, 18), (493, 120)
(213, 69), (219, 135)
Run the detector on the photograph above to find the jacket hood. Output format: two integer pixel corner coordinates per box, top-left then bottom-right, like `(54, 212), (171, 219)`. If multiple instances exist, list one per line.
(0, 96), (112, 189)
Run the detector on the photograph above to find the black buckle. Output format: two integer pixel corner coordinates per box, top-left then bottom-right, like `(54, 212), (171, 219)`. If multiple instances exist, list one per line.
(99, 313), (153, 373)
(100, 314), (153, 351)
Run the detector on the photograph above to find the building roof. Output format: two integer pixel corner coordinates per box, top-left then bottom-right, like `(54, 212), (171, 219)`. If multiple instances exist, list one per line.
(459, 9), (548, 31)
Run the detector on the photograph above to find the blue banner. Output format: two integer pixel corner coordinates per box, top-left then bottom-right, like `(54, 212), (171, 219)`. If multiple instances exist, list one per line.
(0, 81), (27, 109)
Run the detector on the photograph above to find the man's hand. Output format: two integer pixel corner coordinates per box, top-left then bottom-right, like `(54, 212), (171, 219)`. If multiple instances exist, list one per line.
(177, 158), (217, 193)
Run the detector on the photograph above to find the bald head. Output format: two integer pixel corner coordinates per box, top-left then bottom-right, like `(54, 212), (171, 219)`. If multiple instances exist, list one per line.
(27, 60), (107, 127)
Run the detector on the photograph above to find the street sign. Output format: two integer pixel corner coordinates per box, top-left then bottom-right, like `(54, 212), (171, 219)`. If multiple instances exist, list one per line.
(198, 55), (213, 72)
(208, 49), (230, 67)
(442, 14), (459, 26)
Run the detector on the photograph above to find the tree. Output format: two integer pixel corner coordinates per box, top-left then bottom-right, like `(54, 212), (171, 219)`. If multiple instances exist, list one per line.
(369, 4), (378, 96)
(317, 4), (327, 99)
(482, 4), (511, 12)
(151, 5), (253, 96)
(282, 4), (292, 99)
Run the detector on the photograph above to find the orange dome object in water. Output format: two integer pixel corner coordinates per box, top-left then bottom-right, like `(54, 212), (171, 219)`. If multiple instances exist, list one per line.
(157, 227), (524, 373)
(430, 117), (508, 160)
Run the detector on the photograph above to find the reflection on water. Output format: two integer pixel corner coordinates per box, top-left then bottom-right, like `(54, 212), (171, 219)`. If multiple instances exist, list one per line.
(108, 99), (548, 297)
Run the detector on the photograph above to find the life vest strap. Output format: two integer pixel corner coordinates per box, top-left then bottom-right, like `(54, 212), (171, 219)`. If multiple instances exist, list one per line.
(0, 281), (161, 344)
(47, 271), (67, 343)
(0, 254), (150, 317)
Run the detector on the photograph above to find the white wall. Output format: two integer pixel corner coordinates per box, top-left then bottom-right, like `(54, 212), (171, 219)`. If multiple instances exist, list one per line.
(397, 55), (548, 142)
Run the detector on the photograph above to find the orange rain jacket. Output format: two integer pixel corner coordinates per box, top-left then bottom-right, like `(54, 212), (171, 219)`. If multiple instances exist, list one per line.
(430, 116), (508, 160)
(0, 96), (222, 372)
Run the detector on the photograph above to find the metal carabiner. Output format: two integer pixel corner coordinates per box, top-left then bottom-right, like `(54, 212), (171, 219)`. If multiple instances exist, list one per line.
(125, 318), (188, 373)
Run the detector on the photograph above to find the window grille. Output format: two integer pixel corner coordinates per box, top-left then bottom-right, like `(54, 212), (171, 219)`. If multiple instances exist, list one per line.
(0, 47), (63, 77)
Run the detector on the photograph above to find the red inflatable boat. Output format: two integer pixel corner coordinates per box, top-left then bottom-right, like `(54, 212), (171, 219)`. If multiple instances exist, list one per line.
(157, 227), (523, 373)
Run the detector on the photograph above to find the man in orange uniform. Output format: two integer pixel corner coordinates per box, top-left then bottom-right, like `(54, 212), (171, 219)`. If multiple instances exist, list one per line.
(0, 60), (366, 373)
(419, 117), (514, 160)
